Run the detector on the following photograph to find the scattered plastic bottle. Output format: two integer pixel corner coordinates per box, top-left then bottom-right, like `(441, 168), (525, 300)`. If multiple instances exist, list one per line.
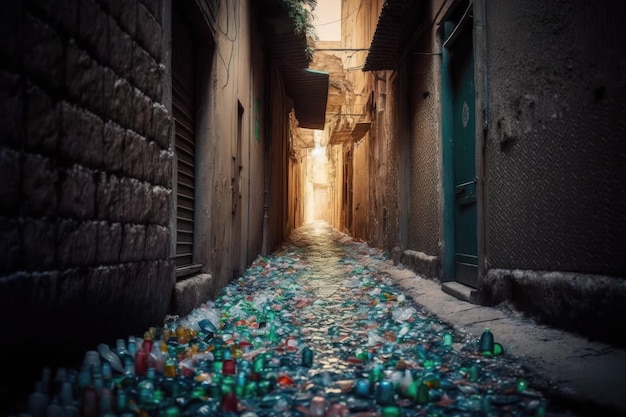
(479, 328), (494, 356)
(301, 347), (314, 367)
(9, 226), (554, 417)
(376, 379), (395, 405)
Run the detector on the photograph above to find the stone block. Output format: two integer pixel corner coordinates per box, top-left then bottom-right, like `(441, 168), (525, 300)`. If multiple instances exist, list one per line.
(123, 131), (145, 180)
(156, 149), (173, 188)
(132, 88), (152, 138)
(97, 0), (121, 19)
(97, 221), (121, 263)
(137, 3), (162, 60)
(103, 68), (132, 128)
(28, 0), (78, 38)
(59, 164), (96, 219)
(30, 271), (60, 308)
(120, 177), (146, 222)
(171, 273), (214, 316)
(155, 63), (164, 100)
(85, 266), (118, 306)
(132, 44), (159, 100)
(0, 217), (21, 273)
(119, 0), (137, 37)
(103, 121), (124, 173)
(22, 217), (56, 270)
(400, 249), (440, 281)
(58, 219), (98, 267)
(146, 140), (159, 184)
(78, 0), (108, 62)
(60, 102), (104, 169)
(0, 147), (20, 214)
(0, 271), (60, 315)
(144, 224), (159, 259)
(119, 260), (139, 283)
(152, 103), (172, 149)
(139, 181), (153, 223)
(157, 224), (169, 258)
(0, 71), (23, 148)
(66, 41), (104, 115)
(121, 223), (146, 262)
(23, 14), (64, 91)
(151, 185), (171, 225)
(141, 0), (161, 24)
(108, 17), (132, 77)
(22, 153), (58, 216)
(117, 260), (171, 329)
(0, 1), (23, 70)
(54, 268), (88, 318)
(25, 85), (59, 153)
(96, 173), (121, 220)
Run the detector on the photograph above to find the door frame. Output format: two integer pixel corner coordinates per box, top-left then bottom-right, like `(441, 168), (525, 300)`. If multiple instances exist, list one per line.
(439, 0), (487, 287)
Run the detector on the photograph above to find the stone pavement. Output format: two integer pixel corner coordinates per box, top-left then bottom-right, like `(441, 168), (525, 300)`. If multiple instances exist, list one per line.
(375, 260), (626, 416)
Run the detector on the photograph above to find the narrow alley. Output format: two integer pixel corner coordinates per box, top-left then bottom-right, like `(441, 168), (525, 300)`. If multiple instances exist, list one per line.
(1, 0), (625, 416)
(9, 221), (576, 417)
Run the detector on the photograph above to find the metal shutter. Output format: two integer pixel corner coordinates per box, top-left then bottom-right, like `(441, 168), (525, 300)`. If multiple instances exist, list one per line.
(172, 11), (199, 274)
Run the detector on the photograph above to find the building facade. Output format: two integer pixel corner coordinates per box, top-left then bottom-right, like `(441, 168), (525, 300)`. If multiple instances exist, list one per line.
(0, 0), (326, 401)
(360, 0), (626, 346)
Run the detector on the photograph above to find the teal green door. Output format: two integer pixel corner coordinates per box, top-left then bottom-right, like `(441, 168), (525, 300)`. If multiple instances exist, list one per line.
(449, 23), (478, 288)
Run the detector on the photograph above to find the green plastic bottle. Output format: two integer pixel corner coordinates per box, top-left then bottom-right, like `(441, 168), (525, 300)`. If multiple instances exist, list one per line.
(479, 328), (494, 356)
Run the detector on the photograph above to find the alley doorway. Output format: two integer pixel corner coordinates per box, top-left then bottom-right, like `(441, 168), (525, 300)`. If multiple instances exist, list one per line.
(442, 3), (478, 288)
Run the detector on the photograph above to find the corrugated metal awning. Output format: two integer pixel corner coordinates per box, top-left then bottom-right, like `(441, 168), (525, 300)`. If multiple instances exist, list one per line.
(257, 0), (329, 130)
(282, 68), (329, 130)
(363, 0), (421, 72)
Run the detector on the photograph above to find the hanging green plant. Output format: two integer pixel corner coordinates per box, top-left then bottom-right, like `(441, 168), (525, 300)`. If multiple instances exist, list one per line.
(279, 0), (319, 60)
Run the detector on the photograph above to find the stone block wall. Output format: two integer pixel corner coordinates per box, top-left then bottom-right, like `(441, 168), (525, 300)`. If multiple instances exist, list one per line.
(0, 0), (174, 398)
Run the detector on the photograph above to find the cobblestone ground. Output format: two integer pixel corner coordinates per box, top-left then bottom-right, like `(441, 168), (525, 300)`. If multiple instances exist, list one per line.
(18, 222), (578, 417)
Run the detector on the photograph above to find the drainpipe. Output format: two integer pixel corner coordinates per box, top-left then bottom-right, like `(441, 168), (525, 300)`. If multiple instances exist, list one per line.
(473, 0), (489, 296)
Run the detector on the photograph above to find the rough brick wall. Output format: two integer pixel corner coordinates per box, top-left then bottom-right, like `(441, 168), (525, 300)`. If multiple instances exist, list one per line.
(0, 0), (174, 398)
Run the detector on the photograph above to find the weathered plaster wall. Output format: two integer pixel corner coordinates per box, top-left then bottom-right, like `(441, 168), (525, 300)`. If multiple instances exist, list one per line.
(247, 45), (267, 266)
(328, 143), (344, 231)
(367, 80), (387, 250)
(198, 2), (241, 292)
(177, 0), (264, 307)
(266, 65), (292, 254)
(352, 134), (370, 240)
(383, 71), (402, 254)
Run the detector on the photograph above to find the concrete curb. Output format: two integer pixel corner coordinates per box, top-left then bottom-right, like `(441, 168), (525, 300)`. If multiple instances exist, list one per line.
(375, 260), (626, 416)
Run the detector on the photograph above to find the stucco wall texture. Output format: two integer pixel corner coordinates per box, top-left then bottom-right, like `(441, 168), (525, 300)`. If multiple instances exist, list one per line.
(484, 0), (626, 276)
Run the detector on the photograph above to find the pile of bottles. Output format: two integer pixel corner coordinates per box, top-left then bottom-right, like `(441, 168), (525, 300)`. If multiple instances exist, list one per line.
(16, 225), (550, 417)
